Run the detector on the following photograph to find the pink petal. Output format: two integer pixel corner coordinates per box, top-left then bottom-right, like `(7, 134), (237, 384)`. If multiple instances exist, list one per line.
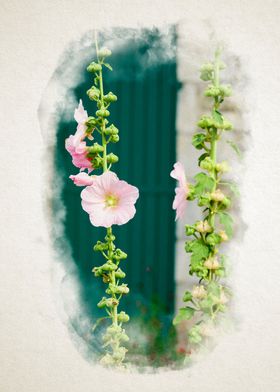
(69, 173), (94, 187)
(170, 162), (186, 188)
(74, 99), (88, 124)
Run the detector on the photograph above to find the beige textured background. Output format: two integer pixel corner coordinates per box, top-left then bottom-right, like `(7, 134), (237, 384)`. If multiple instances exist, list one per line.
(1, 1), (280, 391)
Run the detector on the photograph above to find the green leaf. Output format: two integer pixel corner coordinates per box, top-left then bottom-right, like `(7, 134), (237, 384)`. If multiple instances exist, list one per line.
(183, 291), (193, 302)
(103, 63), (113, 71)
(194, 172), (215, 195)
(192, 133), (206, 150)
(226, 140), (242, 158)
(218, 212), (234, 237)
(190, 239), (210, 263)
(173, 307), (195, 325)
(212, 109), (223, 125)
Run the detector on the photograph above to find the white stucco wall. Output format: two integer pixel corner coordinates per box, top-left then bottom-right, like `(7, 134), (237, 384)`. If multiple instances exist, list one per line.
(1, 1), (280, 392)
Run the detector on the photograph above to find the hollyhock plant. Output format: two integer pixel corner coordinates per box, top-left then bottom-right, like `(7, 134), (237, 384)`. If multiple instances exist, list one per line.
(69, 172), (94, 186)
(81, 171), (139, 228)
(172, 49), (239, 360)
(170, 162), (189, 220)
(65, 34), (139, 368)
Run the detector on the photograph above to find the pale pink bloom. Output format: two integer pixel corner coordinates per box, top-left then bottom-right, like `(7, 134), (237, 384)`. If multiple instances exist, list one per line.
(69, 172), (94, 186)
(81, 171), (139, 228)
(73, 99), (89, 142)
(170, 162), (189, 220)
(65, 137), (92, 171)
(65, 100), (92, 171)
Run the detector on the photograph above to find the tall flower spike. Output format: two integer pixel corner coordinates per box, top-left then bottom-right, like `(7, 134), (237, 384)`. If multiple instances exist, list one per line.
(65, 33), (139, 367)
(172, 48), (238, 359)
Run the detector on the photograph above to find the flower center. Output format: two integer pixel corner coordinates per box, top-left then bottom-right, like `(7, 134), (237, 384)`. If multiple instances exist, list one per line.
(105, 194), (119, 208)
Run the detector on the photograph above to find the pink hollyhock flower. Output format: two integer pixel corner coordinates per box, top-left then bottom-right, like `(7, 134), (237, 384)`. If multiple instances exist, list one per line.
(65, 100), (93, 171)
(65, 137), (92, 171)
(81, 171), (139, 228)
(69, 172), (94, 186)
(170, 162), (189, 220)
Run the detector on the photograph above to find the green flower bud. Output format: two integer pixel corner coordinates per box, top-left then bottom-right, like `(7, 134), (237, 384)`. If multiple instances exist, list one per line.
(221, 197), (231, 208)
(104, 297), (119, 308)
(210, 189), (225, 202)
(112, 346), (127, 362)
(219, 84), (232, 97)
(197, 115), (214, 129)
(200, 156), (214, 171)
(214, 269), (225, 277)
(205, 233), (222, 246)
(215, 161), (230, 173)
(200, 63), (214, 81)
(198, 194), (211, 207)
(106, 153), (119, 164)
(104, 124), (119, 135)
(92, 266), (103, 277)
(204, 85), (220, 98)
(192, 285), (207, 300)
(93, 240), (108, 251)
(118, 311), (130, 323)
(183, 291), (193, 302)
(116, 284), (129, 294)
(100, 354), (115, 366)
(98, 47), (112, 58)
(222, 119), (233, 130)
(104, 92), (117, 103)
(115, 268), (126, 279)
(186, 184), (196, 201)
(87, 86), (100, 101)
(113, 249), (127, 260)
(204, 256), (220, 270)
(219, 230), (228, 242)
(96, 109), (110, 118)
(100, 262), (117, 272)
(88, 143), (104, 154)
(105, 233), (116, 242)
(110, 134), (119, 143)
(119, 333), (129, 342)
(87, 62), (102, 73)
(97, 297), (107, 308)
(185, 225), (195, 236)
(86, 116), (97, 127)
(106, 325), (122, 335)
(195, 220), (212, 233)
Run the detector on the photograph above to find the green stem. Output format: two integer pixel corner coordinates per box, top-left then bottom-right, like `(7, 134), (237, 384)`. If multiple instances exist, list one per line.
(95, 32), (120, 360)
(208, 49), (221, 272)
(107, 227), (118, 327)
